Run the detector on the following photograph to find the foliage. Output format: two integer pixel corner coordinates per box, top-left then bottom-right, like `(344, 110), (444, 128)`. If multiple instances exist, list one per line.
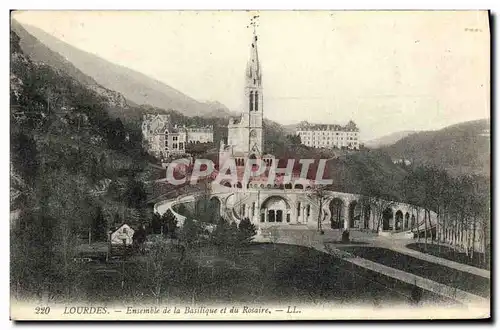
(10, 29), (152, 301)
(91, 206), (107, 242)
(286, 134), (301, 145)
(211, 217), (233, 247)
(123, 176), (147, 209)
(11, 131), (39, 186)
(178, 217), (203, 247)
(162, 209), (178, 239)
(185, 142), (214, 158)
(401, 164), (490, 263)
(237, 217), (257, 244)
(142, 237), (182, 304)
(381, 119), (490, 177)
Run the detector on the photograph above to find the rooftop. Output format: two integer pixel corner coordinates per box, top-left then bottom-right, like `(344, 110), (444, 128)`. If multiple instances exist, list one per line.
(296, 120), (359, 132)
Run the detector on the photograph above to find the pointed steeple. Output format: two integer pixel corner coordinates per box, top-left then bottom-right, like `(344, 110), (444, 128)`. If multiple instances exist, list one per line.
(246, 30), (261, 87)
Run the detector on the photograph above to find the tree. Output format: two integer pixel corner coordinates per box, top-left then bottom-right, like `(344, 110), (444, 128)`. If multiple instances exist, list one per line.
(106, 118), (126, 150)
(237, 217), (257, 244)
(11, 131), (39, 186)
(162, 209), (178, 239)
(286, 134), (302, 145)
(143, 237), (179, 304)
(179, 217), (201, 248)
(91, 206), (107, 242)
(123, 176), (147, 209)
(308, 184), (329, 233)
(211, 217), (238, 250)
(132, 224), (147, 253)
(150, 212), (162, 234)
(185, 142), (213, 159)
(107, 180), (122, 201)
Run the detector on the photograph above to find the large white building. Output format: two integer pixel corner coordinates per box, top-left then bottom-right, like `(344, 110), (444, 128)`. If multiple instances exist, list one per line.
(296, 121), (360, 150)
(142, 114), (213, 160)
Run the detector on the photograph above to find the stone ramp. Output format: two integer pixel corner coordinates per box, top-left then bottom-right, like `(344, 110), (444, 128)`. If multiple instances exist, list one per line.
(319, 243), (487, 307)
(376, 239), (491, 279)
(254, 227), (488, 308)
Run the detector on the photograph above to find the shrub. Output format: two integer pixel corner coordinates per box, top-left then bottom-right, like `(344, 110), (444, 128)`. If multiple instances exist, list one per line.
(238, 217), (257, 244)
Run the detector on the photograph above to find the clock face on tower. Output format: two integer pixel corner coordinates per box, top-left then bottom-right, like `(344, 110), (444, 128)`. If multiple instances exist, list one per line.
(250, 129), (257, 138)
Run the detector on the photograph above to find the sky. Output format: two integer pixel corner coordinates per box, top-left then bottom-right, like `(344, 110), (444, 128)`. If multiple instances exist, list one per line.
(13, 11), (490, 141)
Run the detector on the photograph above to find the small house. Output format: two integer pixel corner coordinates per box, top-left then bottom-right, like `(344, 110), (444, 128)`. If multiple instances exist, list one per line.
(110, 223), (135, 246)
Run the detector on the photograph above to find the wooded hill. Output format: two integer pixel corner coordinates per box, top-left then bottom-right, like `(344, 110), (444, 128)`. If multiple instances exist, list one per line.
(380, 119), (490, 177)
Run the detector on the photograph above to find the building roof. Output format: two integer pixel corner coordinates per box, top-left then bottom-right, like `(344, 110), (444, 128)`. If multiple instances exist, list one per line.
(296, 120), (359, 132)
(143, 114), (214, 134)
(109, 223), (136, 234)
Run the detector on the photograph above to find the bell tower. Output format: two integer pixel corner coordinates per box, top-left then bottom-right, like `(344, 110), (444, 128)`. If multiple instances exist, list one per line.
(245, 27), (264, 157)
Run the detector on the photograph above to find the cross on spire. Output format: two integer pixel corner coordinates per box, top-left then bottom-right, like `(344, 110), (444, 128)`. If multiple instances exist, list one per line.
(246, 14), (259, 37)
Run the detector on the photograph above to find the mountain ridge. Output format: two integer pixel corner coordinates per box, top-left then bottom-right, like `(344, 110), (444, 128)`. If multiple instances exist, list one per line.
(13, 19), (233, 119)
(364, 130), (417, 148)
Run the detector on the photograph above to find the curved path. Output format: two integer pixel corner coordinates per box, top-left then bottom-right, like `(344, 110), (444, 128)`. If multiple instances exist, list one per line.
(253, 227), (488, 308)
(155, 196), (489, 310)
(376, 238), (490, 279)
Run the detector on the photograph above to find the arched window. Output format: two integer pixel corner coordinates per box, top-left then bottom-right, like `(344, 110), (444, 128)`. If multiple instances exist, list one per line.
(249, 91), (254, 111)
(254, 92), (259, 111)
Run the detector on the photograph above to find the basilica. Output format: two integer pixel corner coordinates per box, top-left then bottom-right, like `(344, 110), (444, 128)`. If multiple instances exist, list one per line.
(156, 30), (436, 237)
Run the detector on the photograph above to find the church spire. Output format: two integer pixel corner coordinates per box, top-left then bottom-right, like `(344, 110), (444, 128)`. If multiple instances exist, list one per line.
(246, 18), (261, 87)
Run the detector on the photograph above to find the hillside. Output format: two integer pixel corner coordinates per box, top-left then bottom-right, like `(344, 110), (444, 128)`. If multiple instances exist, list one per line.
(282, 123), (298, 136)
(364, 130), (416, 149)
(10, 26), (154, 226)
(11, 20), (141, 120)
(380, 119), (490, 177)
(14, 20), (233, 119)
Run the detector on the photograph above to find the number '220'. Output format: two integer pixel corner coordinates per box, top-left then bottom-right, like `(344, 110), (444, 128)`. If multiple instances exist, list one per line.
(35, 306), (51, 314)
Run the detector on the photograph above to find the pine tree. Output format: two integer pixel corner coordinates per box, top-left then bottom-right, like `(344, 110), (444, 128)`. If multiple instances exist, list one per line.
(162, 209), (178, 238)
(238, 217), (257, 245)
(151, 212), (162, 234)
